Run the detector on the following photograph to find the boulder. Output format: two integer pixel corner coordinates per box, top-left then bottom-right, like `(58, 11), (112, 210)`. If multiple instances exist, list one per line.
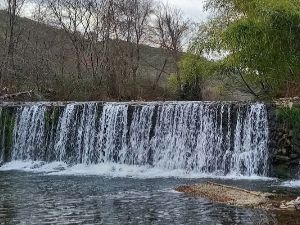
(280, 197), (300, 210)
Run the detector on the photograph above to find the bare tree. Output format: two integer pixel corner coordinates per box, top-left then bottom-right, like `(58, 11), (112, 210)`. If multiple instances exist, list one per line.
(38, 0), (94, 79)
(0, 0), (26, 90)
(113, 0), (152, 98)
(0, 0), (185, 100)
(152, 3), (189, 98)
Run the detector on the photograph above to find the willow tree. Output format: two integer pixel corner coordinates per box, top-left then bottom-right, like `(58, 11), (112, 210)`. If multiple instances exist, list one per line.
(192, 0), (300, 99)
(168, 54), (216, 100)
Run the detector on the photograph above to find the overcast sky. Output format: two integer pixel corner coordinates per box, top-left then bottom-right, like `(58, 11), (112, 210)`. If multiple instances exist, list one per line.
(159, 0), (208, 21)
(0, 0), (208, 22)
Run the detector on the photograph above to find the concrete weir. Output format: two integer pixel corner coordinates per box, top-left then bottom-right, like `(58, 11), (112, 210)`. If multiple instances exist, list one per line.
(1, 101), (299, 179)
(0, 101), (272, 177)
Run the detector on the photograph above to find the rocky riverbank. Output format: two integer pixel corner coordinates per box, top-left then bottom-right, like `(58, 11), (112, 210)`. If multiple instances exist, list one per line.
(176, 182), (300, 211)
(176, 182), (271, 208)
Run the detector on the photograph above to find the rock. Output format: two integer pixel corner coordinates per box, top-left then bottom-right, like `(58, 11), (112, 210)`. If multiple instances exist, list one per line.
(278, 148), (287, 155)
(280, 197), (300, 210)
(286, 139), (292, 146)
(280, 204), (296, 210)
(289, 159), (300, 165)
(176, 182), (270, 208)
(290, 154), (299, 159)
(275, 155), (291, 163)
(278, 137), (286, 145)
(295, 147), (300, 154)
(273, 164), (291, 179)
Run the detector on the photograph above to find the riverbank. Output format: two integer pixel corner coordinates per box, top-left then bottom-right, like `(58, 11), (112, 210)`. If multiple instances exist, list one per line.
(176, 182), (300, 211)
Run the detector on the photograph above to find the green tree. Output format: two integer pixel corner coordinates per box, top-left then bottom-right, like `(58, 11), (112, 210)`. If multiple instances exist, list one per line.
(168, 54), (215, 100)
(192, 0), (300, 99)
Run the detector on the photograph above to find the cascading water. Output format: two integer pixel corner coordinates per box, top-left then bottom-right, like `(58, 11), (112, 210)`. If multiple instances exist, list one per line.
(12, 105), (46, 161)
(0, 102), (269, 177)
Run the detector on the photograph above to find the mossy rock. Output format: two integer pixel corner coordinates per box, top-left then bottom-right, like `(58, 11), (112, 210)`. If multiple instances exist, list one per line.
(0, 107), (17, 161)
(273, 164), (291, 179)
(276, 106), (300, 159)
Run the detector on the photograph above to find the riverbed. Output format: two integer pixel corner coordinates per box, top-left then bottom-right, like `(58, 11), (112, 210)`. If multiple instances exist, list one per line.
(0, 171), (299, 225)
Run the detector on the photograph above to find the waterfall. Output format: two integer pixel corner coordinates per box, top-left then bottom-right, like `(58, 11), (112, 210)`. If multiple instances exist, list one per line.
(12, 105), (46, 161)
(0, 102), (270, 176)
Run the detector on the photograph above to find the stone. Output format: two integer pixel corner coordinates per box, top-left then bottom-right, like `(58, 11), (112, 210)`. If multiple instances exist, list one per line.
(176, 182), (270, 208)
(286, 139), (292, 146)
(290, 154), (299, 159)
(280, 197), (300, 210)
(278, 148), (287, 155)
(273, 165), (291, 179)
(275, 155), (290, 163)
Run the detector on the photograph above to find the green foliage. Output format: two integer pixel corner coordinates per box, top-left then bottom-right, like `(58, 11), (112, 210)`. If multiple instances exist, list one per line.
(193, 0), (300, 99)
(277, 107), (300, 126)
(277, 106), (300, 137)
(277, 106), (300, 150)
(167, 73), (179, 93)
(168, 54), (216, 100)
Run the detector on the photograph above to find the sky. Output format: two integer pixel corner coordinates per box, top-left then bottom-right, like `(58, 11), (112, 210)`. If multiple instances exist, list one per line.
(0, 0), (209, 26)
(0, 0), (208, 22)
(159, 0), (208, 21)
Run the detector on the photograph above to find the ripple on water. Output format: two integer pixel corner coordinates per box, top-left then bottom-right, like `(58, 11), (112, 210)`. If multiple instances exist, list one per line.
(0, 171), (298, 225)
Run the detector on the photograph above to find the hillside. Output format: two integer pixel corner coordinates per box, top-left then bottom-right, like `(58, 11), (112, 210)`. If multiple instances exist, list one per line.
(0, 10), (177, 101)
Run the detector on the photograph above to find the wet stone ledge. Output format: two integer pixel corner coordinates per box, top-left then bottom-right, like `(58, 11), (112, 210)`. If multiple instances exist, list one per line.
(268, 104), (300, 178)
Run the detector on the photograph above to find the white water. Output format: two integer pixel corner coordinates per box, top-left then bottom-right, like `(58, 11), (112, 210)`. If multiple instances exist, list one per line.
(0, 160), (273, 180)
(282, 180), (300, 187)
(12, 105), (46, 161)
(0, 102), (270, 178)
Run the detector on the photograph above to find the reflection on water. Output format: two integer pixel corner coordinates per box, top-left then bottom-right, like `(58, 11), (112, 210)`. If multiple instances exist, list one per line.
(0, 172), (298, 225)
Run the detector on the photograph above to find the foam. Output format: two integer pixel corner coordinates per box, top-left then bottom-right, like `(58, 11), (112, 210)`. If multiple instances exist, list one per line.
(0, 161), (68, 173)
(281, 180), (300, 188)
(0, 161), (274, 180)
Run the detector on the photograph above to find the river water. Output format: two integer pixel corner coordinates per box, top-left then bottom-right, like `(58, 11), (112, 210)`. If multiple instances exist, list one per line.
(0, 102), (299, 224)
(0, 171), (299, 225)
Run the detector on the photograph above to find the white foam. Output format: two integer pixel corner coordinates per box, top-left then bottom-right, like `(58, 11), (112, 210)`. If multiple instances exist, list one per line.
(281, 180), (300, 188)
(0, 161), (68, 173)
(0, 161), (274, 180)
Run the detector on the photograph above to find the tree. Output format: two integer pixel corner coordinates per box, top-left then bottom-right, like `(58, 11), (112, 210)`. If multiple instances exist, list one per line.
(36, 0), (154, 99)
(0, 0), (184, 100)
(168, 54), (215, 100)
(0, 0), (26, 90)
(192, 0), (300, 99)
(152, 3), (190, 98)
(115, 0), (153, 99)
(38, 0), (94, 79)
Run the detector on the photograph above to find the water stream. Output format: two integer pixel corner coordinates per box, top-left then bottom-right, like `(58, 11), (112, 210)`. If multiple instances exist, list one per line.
(0, 102), (269, 177)
(1, 102), (300, 225)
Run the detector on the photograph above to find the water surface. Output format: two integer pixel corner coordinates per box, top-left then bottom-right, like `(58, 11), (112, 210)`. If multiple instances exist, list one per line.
(1, 171), (299, 225)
